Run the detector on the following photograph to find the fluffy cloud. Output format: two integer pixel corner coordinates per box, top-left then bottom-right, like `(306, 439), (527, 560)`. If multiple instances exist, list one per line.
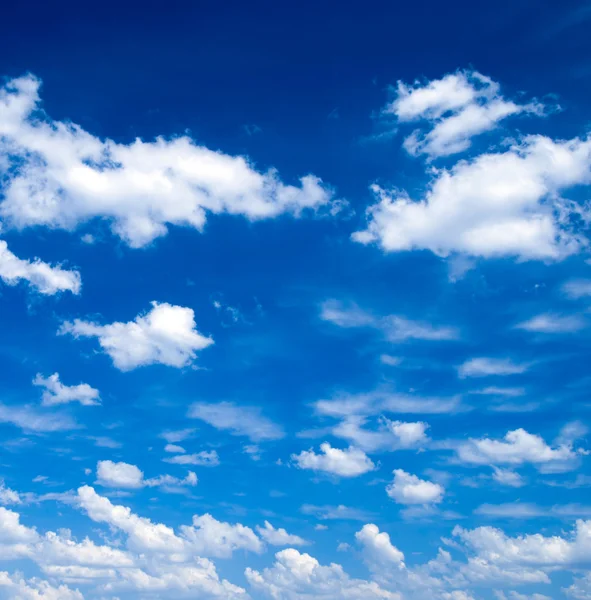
(386, 469), (444, 505)
(0, 571), (83, 599)
(456, 426), (584, 472)
(355, 523), (405, 569)
(188, 401), (284, 442)
(492, 468), (525, 488)
(320, 300), (458, 341)
(328, 417), (429, 453)
(0, 240), (80, 295)
(0, 75), (336, 248)
(59, 301), (213, 370)
(163, 451), (220, 466)
(245, 548), (400, 599)
(96, 460), (197, 490)
(353, 135), (591, 261)
(77, 485), (263, 559)
(256, 521), (308, 546)
(0, 481), (20, 505)
(457, 357), (528, 378)
(385, 70), (544, 159)
(292, 443), (376, 477)
(33, 373), (100, 406)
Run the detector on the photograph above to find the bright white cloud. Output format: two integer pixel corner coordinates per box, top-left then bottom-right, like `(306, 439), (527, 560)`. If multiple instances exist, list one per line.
(292, 443), (376, 477)
(245, 548), (400, 599)
(386, 469), (444, 505)
(59, 301), (213, 371)
(0, 481), (20, 506)
(457, 357), (528, 378)
(515, 312), (587, 333)
(256, 521), (308, 546)
(96, 460), (197, 490)
(356, 523), (405, 569)
(0, 571), (84, 599)
(188, 401), (284, 442)
(0, 240), (80, 295)
(353, 136), (591, 261)
(163, 451), (220, 466)
(321, 300), (458, 341)
(33, 372), (100, 406)
(385, 70), (544, 159)
(456, 427), (584, 473)
(0, 75), (337, 248)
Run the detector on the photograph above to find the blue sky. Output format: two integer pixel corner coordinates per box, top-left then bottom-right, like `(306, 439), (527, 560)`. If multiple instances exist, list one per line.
(0, 1), (591, 599)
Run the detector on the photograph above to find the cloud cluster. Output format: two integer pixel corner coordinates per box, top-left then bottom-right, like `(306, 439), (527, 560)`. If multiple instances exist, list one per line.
(95, 460), (198, 491)
(292, 443), (376, 477)
(33, 373), (100, 406)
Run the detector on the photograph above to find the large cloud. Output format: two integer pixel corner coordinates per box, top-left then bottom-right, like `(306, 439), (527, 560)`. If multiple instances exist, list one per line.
(0, 75), (337, 248)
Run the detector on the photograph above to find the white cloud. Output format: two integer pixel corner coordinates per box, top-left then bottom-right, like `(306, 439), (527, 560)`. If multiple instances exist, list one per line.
(59, 301), (213, 371)
(0, 571), (84, 599)
(458, 357), (528, 378)
(188, 401), (284, 442)
(456, 427), (584, 472)
(96, 460), (197, 490)
(0, 75), (337, 248)
(160, 428), (195, 443)
(163, 451), (220, 466)
(33, 373), (100, 406)
(77, 485), (263, 560)
(563, 279), (591, 299)
(245, 548), (400, 599)
(353, 136), (591, 261)
(256, 521), (308, 546)
(330, 417), (429, 453)
(492, 468), (525, 488)
(385, 70), (544, 159)
(515, 312), (586, 333)
(292, 443), (376, 477)
(0, 403), (77, 432)
(164, 443), (186, 453)
(386, 469), (444, 505)
(356, 523), (405, 569)
(0, 240), (80, 295)
(380, 354), (402, 366)
(300, 504), (374, 522)
(0, 480), (20, 505)
(321, 300), (458, 341)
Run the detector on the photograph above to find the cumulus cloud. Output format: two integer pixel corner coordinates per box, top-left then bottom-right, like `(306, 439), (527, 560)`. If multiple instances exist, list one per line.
(95, 460), (197, 491)
(0, 240), (81, 296)
(0, 571), (83, 599)
(59, 302), (213, 371)
(245, 548), (400, 599)
(384, 70), (544, 159)
(492, 468), (525, 488)
(320, 300), (458, 341)
(0, 75), (337, 248)
(456, 426), (585, 473)
(457, 357), (528, 378)
(0, 480), (20, 505)
(33, 372), (100, 406)
(77, 485), (263, 560)
(386, 469), (444, 505)
(163, 451), (220, 466)
(353, 135), (591, 261)
(328, 417), (429, 453)
(292, 443), (376, 477)
(256, 521), (308, 546)
(356, 523), (405, 569)
(188, 401), (284, 442)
